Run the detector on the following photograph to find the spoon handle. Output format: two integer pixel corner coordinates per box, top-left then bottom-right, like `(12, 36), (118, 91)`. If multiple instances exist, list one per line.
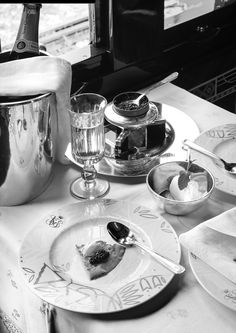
(133, 241), (185, 275)
(135, 72), (179, 104)
(145, 71), (179, 96)
(183, 139), (223, 167)
(159, 71), (179, 85)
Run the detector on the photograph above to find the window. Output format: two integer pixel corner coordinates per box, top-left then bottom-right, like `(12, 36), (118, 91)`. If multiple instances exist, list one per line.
(164, 0), (236, 30)
(0, 3), (90, 56)
(1, 1), (236, 106)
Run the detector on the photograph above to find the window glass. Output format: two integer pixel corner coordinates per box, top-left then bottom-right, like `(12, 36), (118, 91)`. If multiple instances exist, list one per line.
(164, 0), (236, 30)
(0, 3), (90, 56)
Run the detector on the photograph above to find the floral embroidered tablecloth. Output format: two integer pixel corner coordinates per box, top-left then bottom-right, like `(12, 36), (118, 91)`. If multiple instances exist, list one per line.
(0, 83), (236, 333)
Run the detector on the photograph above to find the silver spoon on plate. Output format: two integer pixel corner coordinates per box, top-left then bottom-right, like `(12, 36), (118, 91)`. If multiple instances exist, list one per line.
(183, 139), (236, 175)
(107, 221), (185, 275)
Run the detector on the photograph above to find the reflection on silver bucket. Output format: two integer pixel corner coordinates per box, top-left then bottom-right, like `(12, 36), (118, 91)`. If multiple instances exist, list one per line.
(0, 92), (57, 206)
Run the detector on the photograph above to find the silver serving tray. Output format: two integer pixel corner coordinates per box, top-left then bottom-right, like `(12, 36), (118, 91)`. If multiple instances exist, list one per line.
(65, 103), (200, 178)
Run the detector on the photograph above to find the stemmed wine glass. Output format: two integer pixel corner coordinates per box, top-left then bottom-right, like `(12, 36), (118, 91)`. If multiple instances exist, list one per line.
(68, 93), (110, 199)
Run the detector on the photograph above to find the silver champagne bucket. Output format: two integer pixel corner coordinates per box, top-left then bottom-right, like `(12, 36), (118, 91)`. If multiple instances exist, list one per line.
(0, 92), (57, 206)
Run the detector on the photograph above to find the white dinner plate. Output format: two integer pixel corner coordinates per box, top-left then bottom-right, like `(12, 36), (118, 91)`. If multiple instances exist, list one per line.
(189, 252), (236, 311)
(19, 199), (182, 314)
(190, 124), (236, 196)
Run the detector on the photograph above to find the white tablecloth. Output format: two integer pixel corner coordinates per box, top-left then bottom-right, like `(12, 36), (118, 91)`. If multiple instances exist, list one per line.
(0, 83), (236, 333)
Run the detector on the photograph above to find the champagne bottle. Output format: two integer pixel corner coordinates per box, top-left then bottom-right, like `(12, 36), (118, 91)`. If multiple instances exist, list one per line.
(8, 3), (42, 61)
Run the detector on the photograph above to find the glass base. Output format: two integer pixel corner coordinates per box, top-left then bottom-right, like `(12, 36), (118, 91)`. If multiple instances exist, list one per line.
(70, 177), (110, 200)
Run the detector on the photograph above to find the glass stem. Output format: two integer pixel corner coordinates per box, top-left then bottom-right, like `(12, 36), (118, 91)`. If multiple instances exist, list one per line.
(82, 161), (97, 190)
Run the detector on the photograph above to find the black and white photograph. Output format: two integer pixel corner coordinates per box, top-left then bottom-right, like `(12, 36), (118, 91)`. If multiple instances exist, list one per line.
(0, 1), (236, 332)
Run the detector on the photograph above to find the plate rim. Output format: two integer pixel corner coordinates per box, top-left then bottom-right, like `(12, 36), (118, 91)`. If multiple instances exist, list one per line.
(192, 123), (236, 196)
(189, 252), (236, 312)
(19, 198), (182, 314)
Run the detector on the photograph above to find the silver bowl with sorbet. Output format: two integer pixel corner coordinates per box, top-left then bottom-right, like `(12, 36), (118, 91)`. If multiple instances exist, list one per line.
(146, 160), (215, 215)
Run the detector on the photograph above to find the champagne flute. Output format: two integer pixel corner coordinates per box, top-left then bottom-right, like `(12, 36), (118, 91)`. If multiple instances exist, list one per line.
(69, 93), (110, 199)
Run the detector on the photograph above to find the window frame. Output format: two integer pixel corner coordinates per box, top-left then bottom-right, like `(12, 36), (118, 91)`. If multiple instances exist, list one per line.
(67, 0), (166, 101)
(66, 0), (236, 101)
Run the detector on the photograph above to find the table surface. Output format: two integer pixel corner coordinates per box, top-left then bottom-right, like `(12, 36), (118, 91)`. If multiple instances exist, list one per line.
(1, 83), (236, 333)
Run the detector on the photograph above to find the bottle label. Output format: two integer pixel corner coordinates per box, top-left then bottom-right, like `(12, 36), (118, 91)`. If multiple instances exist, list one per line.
(11, 3), (40, 57)
(13, 38), (39, 53)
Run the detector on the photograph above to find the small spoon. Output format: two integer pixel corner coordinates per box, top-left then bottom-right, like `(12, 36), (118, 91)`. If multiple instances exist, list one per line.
(107, 221), (185, 275)
(183, 139), (236, 175)
(129, 71), (179, 107)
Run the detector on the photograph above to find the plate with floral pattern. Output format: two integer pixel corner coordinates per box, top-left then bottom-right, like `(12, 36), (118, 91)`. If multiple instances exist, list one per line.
(19, 199), (182, 314)
(189, 124), (236, 196)
(189, 252), (236, 311)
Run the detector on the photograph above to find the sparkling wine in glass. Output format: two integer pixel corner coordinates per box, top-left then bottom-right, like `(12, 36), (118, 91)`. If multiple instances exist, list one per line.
(69, 93), (110, 199)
